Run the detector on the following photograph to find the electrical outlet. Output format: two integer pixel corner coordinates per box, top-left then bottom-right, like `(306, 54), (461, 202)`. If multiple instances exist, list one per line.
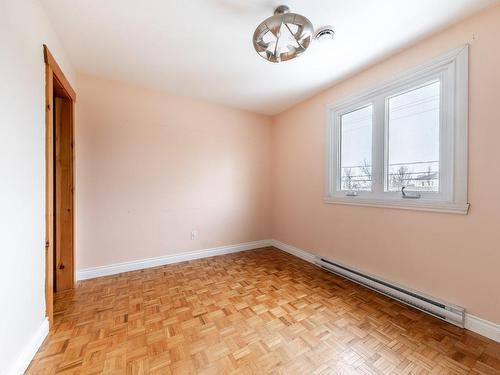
(190, 230), (198, 240)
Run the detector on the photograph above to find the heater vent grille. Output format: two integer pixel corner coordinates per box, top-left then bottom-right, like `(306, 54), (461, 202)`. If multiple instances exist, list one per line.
(317, 257), (465, 327)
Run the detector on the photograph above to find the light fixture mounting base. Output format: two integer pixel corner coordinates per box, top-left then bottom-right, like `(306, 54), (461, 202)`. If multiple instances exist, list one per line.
(274, 5), (290, 15)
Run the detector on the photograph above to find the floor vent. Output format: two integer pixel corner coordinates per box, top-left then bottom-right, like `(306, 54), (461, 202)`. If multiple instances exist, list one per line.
(316, 257), (465, 327)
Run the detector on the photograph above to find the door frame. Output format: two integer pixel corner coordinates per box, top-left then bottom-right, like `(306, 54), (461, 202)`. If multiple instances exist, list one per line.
(44, 45), (76, 325)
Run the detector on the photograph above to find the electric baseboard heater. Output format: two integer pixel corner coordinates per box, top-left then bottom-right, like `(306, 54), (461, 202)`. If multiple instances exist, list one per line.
(316, 257), (465, 327)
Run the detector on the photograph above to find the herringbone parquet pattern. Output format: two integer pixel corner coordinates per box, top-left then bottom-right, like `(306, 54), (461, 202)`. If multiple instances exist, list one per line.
(27, 247), (500, 374)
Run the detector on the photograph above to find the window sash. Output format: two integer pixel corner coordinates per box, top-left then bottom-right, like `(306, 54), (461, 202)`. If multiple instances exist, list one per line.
(382, 75), (445, 200)
(336, 103), (374, 193)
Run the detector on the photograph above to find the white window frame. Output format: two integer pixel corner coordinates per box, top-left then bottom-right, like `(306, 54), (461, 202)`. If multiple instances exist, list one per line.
(325, 45), (469, 214)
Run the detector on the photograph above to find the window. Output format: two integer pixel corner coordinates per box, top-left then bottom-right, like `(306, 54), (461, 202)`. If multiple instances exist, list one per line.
(326, 46), (469, 214)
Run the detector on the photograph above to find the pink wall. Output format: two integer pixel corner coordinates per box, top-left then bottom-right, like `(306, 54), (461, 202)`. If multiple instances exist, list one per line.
(271, 5), (500, 323)
(76, 73), (271, 269)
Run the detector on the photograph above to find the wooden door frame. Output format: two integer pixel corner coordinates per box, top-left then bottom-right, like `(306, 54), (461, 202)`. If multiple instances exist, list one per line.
(44, 45), (76, 326)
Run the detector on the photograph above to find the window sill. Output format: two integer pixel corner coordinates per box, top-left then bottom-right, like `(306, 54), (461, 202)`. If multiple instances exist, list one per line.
(324, 196), (469, 214)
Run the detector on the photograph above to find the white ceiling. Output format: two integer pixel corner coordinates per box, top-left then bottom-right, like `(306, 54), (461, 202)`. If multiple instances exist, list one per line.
(40, 0), (496, 115)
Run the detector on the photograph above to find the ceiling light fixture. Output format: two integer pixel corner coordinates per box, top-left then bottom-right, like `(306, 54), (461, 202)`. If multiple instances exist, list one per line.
(253, 5), (334, 63)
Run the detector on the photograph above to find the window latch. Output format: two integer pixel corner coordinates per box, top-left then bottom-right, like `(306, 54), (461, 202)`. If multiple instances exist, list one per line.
(401, 187), (421, 199)
(345, 191), (358, 197)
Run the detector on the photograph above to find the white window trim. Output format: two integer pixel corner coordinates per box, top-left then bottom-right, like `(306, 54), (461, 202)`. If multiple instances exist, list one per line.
(325, 45), (469, 214)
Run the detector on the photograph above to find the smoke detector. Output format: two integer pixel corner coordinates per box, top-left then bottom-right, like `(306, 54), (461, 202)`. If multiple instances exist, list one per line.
(315, 26), (335, 42)
(253, 6), (334, 63)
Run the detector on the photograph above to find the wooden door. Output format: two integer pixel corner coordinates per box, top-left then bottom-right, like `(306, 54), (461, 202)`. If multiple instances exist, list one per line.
(44, 45), (76, 326)
(54, 97), (75, 291)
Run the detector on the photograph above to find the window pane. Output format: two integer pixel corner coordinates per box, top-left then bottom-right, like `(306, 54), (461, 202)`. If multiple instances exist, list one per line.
(340, 105), (372, 191)
(387, 81), (440, 192)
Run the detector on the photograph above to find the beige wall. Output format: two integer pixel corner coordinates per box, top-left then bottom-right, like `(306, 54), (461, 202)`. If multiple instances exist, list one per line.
(271, 5), (500, 323)
(76, 73), (271, 269)
(0, 1), (76, 373)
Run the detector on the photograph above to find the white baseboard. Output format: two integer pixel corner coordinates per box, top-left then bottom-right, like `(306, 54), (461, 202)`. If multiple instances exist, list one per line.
(464, 314), (500, 343)
(77, 239), (272, 281)
(270, 239), (500, 344)
(270, 239), (316, 264)
(7, 317), (49, 375)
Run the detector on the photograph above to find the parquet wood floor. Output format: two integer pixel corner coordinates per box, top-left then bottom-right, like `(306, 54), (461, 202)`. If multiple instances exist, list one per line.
(27, 247), (500, 374)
